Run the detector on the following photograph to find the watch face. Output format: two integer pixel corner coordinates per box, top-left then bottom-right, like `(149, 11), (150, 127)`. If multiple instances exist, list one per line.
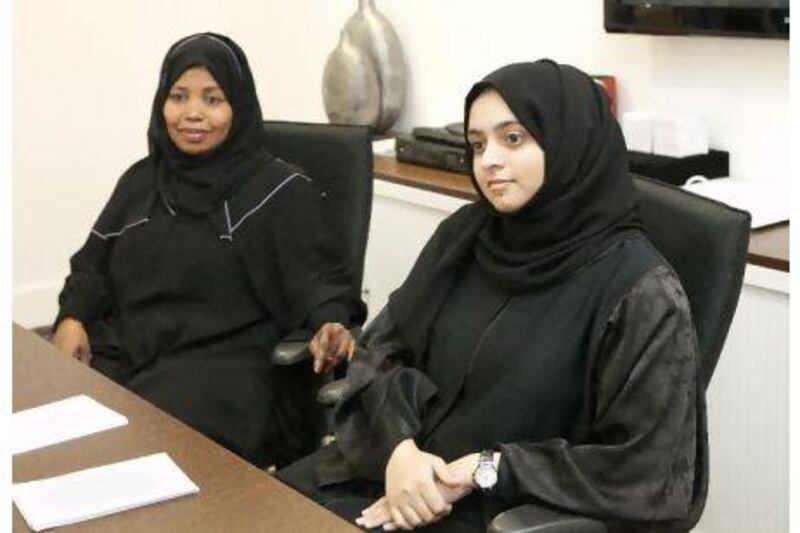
(474, 464), (498, 489)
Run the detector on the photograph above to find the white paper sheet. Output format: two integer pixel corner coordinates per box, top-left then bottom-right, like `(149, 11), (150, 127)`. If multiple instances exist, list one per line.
(682, 178), (790, 229)
(13, 452), (200, 531)
(12, 394), (128, 455)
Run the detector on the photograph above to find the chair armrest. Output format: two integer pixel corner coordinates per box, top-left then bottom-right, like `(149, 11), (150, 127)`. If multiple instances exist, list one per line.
(271, 329), (313, 366)
(316, 378), (351, 404)
(272, 340), (311, 366)
(488, 505), (609, 533)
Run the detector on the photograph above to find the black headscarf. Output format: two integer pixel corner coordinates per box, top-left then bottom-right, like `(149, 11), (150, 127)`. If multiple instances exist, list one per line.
(148, 32), (274, 214)
(388, 60), (644, 358)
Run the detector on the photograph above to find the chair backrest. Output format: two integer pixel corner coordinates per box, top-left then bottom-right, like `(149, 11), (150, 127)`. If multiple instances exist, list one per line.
(262, 120), (373, 297)
(631, 174), (751, 389)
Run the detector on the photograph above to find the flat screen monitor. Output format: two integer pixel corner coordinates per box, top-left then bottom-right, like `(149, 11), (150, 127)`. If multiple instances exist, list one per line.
(604, 0), (789, 38)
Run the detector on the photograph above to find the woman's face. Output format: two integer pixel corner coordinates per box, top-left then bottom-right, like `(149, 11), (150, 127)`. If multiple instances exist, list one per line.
(163, 66), (233, 155)
(467, 89), (545, 213)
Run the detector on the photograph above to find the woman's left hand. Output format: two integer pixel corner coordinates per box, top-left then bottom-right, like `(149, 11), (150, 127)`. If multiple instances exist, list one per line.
(309, 322), (355, 374)
(356, 453), (479, 530)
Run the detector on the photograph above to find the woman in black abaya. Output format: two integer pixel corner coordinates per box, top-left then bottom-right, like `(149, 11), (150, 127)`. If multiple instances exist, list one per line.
(52, 33), (365, 468)
(278, 60), (706, 533)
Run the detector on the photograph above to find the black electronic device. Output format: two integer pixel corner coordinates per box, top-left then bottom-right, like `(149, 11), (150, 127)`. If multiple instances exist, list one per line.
(604, 0), (789, 39)
(628, 149), (729, 186)
(396, 125), (470, 174)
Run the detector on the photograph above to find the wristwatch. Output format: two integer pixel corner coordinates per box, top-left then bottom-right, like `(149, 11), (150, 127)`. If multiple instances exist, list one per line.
(472, 450), (500, 492)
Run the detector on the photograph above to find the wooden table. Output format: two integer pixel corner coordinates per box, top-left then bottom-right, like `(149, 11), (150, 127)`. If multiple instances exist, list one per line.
(12, 324), (360, 532)
(374, 155), (790, 272)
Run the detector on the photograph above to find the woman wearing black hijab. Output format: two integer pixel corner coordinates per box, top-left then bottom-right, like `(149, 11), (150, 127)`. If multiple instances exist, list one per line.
(52, 33), (366, 468)
(278, 60), (704, 533)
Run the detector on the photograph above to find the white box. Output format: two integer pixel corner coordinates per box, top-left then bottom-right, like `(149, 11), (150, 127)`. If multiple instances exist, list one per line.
(652, 114), (709, 158)
(621, 111), (654, 153)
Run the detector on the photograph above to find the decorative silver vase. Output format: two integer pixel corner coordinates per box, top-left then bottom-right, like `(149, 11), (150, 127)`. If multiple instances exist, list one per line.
(322, 0), (408, 133)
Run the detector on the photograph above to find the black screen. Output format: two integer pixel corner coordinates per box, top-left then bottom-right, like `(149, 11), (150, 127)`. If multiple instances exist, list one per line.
(606, 0), (789, 38)
(622, 0), (787, 7)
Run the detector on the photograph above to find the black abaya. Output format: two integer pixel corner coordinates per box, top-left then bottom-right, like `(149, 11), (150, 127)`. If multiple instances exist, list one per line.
(56, 33), (365, 467)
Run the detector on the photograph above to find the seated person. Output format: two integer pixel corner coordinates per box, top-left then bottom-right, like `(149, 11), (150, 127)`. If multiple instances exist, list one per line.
(52, 32), (365, 469)
(278, 60), (705, 532)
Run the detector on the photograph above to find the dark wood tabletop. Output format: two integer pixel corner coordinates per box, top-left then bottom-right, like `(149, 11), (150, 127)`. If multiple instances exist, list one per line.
(748, 223), (789, 272)
(374, 155), (789, 272)
(12, 324), (360, 533)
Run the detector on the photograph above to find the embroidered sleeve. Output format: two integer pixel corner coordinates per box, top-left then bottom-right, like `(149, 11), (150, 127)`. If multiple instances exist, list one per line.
(494, 265), (702, 527)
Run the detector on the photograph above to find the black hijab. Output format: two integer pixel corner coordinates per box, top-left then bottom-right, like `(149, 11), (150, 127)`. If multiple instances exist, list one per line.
(148, 32), (274, 215)
(388, 60), (644, 358)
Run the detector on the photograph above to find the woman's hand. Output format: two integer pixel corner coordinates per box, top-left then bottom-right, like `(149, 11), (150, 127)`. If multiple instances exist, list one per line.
(309, 322), (355, 374)
(443, 453), (480, 491)
(378, 438), (459, 530)
(357, 483), (470, 531)
(52, 318), (91, 364)
(357, 452), (479, 530)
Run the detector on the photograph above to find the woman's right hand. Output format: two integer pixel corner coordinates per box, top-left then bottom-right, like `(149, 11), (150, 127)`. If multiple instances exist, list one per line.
(52, 318), (91, 364)
(382, 438), (458, 530)
(309, 322), (355, 374)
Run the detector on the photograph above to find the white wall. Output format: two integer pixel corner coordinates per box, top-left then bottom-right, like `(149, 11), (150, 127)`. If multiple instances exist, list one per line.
(239, 0), (788, 186)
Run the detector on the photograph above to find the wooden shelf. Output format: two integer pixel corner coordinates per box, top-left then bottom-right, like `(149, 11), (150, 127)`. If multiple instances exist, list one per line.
(373, 155), (789, 272)
(374, 155), (476, 200)
(748, 223), (789, 272)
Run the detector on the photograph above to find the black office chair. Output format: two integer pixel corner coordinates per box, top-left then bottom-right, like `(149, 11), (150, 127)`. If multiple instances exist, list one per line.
(487, 174), (751, 533)
(261, 120), (373, 415)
